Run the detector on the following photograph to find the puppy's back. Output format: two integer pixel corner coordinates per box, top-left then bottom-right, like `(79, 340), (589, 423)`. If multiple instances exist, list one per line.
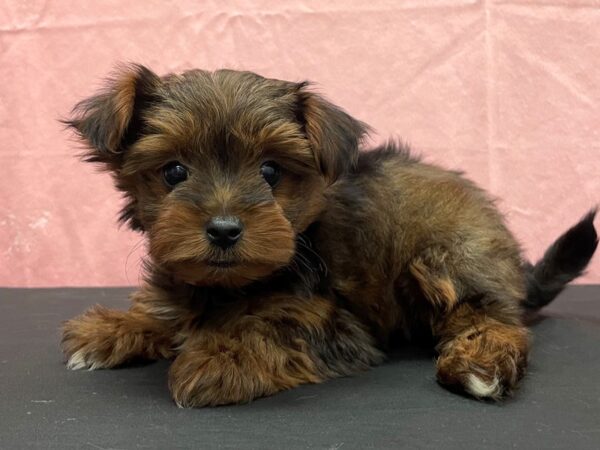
(316, 143), (525, 339)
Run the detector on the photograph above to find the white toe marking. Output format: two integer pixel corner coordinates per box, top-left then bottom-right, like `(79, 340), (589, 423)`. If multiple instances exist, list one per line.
(67, 350), (87, 370)
(67, 349), (103, 370)
(465, 374), (501, 398)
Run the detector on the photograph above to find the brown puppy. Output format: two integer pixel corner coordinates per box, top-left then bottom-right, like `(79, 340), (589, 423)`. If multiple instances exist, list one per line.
(62, 65), (598, 407)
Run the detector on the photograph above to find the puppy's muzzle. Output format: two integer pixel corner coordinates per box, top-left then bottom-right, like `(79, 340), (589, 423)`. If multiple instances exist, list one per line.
(205, 216), (243, 250)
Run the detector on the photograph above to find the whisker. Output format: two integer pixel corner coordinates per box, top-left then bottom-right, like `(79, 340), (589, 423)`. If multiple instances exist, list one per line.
(295, 236), (328, 276)
(125, 237), (146, 285)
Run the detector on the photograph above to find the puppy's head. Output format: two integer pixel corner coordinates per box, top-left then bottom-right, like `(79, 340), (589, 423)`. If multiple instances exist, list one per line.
(67, 64), (367, 287)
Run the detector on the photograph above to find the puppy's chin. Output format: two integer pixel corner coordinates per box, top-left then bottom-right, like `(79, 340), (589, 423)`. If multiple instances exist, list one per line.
(169, 260), (292, 288)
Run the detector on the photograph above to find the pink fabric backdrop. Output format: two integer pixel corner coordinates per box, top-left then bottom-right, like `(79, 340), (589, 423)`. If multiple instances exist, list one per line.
(1, 0), (598, 287)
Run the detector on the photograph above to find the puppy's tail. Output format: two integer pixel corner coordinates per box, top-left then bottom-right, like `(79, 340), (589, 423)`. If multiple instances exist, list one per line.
(523, 209), (598, 311)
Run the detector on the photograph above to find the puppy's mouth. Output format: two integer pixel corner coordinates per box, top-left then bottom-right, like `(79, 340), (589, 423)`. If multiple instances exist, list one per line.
(174, 257), (288, 288)
(206, 260), (238, 269)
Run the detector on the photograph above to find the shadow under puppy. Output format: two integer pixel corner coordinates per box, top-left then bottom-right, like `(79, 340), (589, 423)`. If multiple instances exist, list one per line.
(62, 65), (598, 407)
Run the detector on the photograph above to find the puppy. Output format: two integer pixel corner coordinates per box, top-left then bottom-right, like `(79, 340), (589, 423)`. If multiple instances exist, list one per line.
(62, 65), (598, 407)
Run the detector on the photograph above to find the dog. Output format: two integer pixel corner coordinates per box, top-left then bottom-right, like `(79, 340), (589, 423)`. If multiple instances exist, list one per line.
(62, 64), (598, 407)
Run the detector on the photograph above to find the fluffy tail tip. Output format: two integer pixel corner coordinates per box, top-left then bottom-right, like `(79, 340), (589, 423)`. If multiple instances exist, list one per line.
(525, 208), (598, 310)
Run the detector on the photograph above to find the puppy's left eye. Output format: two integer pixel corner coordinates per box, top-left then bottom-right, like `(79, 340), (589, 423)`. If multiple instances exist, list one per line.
(260, 161), (281, 188)
(163, 161), (188, 187)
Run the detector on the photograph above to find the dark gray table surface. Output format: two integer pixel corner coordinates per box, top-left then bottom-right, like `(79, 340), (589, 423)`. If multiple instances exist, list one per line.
(1, 286), (599, 449)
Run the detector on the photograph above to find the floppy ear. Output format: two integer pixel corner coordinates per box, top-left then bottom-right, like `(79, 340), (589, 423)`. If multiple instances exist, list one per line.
(296, 83), (369, 182)
(65, 64), (161, 170)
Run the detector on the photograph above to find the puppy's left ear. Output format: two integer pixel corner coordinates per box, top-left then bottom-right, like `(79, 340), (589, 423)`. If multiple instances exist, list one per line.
(65, 64), (161, 170)
(295, 83), (369, 183)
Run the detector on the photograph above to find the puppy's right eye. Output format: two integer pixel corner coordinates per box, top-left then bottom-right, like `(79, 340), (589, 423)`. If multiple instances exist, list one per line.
(163, 162), (188, 187)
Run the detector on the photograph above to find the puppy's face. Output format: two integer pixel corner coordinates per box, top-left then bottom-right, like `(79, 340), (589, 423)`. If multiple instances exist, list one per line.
(67, 65), (366, 287)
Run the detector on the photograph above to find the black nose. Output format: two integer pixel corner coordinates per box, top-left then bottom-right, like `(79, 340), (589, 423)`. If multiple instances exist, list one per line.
(205, 216), (243, 249)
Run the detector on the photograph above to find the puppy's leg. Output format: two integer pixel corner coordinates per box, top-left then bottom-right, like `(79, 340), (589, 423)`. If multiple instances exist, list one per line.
(62, 285), (187, 370)
(409, 247), (459, 312)
(433, 303), (529, 399)
(407, 245), (529, 399)
(168, 295), (383, 407)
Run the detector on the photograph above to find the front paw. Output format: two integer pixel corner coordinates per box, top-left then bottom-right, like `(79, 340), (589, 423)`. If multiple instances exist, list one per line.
(168, 345), (280, 408)
(61, 306), (127, 370)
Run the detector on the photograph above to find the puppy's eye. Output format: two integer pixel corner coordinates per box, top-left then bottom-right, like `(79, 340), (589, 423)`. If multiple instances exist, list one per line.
(260, 161), (281, 188)
(163, 161), (188, 187)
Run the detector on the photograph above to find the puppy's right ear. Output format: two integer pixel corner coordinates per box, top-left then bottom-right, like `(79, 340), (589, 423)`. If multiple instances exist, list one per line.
(65, 64), (161, 170)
